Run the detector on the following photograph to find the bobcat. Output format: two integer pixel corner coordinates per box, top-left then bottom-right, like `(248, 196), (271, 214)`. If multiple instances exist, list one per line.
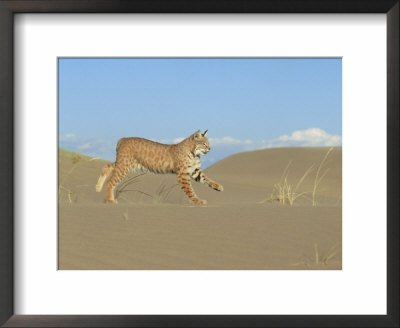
(95, 130), (223, 205)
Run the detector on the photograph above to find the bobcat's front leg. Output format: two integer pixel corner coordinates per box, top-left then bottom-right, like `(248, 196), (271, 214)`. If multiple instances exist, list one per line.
(192, 169), (224, 192)
(177, 171), (207, 205)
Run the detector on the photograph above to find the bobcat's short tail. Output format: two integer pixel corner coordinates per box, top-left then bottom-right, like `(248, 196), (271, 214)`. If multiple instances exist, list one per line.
(95, 163), (115, 192)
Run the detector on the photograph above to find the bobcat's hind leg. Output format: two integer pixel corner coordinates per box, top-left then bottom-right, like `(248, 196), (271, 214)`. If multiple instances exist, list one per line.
(105, 163), (130, 204)
(177, 171), (206, 205)
(96, 163), (115, 192)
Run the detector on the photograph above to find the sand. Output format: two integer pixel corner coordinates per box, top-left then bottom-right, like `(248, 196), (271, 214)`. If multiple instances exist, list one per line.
(58, 147), (342, 270)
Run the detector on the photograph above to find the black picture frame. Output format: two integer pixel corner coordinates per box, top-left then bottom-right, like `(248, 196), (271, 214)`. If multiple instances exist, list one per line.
(0, 1), (398, 327)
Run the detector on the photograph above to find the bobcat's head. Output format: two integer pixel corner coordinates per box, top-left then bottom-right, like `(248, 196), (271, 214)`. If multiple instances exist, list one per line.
(191, 130), (210, 156)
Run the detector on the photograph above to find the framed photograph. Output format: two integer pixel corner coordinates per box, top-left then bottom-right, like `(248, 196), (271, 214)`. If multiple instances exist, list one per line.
(1, 0), (398, 327)
(57, 56), (343, 271)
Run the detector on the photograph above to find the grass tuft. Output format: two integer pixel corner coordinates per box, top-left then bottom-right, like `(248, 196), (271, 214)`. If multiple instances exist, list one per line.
(115, 173), (152, 201)
(115, 174), (178, 204)
(262, 147), (335, 206)
(152, 181), (179, 204)
(58, 149), (99, 203)
(264, 161), (314, 206)
(292, 243), (338, 268)
(312, 147), (333, 206)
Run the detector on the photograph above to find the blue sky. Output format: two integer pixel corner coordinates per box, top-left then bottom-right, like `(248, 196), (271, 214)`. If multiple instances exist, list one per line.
(59, 58), (342, 167)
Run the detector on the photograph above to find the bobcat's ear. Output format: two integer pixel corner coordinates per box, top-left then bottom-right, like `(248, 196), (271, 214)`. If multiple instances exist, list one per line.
(202, 130), (208, 137)
(193, 130), (202, 140)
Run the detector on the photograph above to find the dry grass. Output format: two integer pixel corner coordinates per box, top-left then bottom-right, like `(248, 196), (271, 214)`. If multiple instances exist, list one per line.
(115, 174), (179, 204)
(152, 181), (179, 204)
(115, 173), (152, 203)
(263, 148), (334, 206)
(312, 147), (334, 206)
(264, 161), (314, 205)
(58, 150), (99, 203)
(292, 243), (338, 268)
(58, 149), (91, 161)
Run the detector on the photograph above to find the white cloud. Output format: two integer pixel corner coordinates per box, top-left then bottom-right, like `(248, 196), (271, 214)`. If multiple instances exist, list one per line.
(209, 136), (253, 146)
(162, 136), (254, 146)
(209, 129), (340, 149)
(158, 137), (184, 144)
(77, 143), (91, 150)
(59, 133), (77, 142)
(273, 128), (341, 147)
(173, 137), (185, 143)
(59, 134), (115, 161)
(204, 128), (341, 167)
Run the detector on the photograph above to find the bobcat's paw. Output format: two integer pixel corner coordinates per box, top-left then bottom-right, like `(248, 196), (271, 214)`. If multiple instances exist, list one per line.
(95, 184), (102, 192)
(212, 183), (224, 192)
(106, 199), (118, 204)
(193, 198), (207, 205)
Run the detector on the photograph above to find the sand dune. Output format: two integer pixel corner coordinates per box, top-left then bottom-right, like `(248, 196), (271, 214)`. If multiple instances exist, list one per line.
(58, 147), (342, 270)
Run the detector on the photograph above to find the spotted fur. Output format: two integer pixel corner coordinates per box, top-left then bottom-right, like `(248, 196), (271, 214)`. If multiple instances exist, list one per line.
(96, 130), (223, 205)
